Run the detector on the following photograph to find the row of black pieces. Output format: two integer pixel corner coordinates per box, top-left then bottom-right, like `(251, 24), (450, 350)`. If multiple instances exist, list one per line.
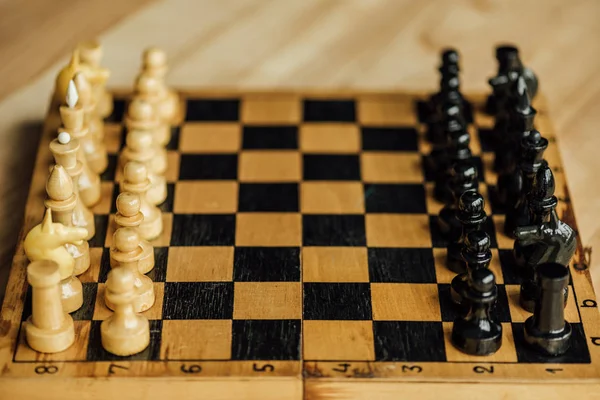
(109, 98), (365, 123)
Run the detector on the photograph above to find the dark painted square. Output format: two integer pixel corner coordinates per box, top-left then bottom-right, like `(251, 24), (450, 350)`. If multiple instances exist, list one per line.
(438, 284), (511, 323)
(171, 214), (235, 246)
(179, 154), (238, 180)
(231, 320), (301, 360)
(87, 320), (162, 361)
(478, 128), (496, 153)
(146, 247), (169, 282)
(483, 217), (499, 248)
(373, 321), (446, 362)
(488, 185), (507, 215)
(70, 283), (98, 321)
(364, 184), (427, 213)
(233, 247), (300, 282)
(303, 283), (372, 320)
(368, 248), (436, 283)
(105, 99), (126, 122)
(429, 216), (449, 248)
(163, 282), (233, 320)
(101, 155), (118, 181)
(361, 127), (419, 151)
(416, 100), (431, 123)
(303, 99), (356, 122)
(238, 183), (298, 212)
(109, 184), (120, 214)
(242, 126), (298, 149)
(185, 99), (239, 121)
(98, 248), (111, 283)
(166, 126), (181, 151)
(303, 155), (360, 181)
(303, 215), (366, 246)
(498, 249), (522, 285)
(89, 215), (109, 248)
(513, 322), (591, 363)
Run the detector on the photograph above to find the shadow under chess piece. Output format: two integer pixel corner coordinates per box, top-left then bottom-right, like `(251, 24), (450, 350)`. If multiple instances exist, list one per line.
(451, 268), (502, 356)
(114, 192), (155, 275)
(24, 260), (75, 353)
(24, 208), (88, 313)
(451, 230), (492, 307)
(101, 267), (150, 356)
(447, 191), (487, 274)
(108, 228), (155, 313)
(524, 263), (572, 356)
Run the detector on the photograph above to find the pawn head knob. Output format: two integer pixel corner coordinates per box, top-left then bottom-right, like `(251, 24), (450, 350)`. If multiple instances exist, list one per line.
(116, 192), (141, 217)
(124, 162), (148, 184)
(470, 268), (496, 293)
(465, 230), (491, 254)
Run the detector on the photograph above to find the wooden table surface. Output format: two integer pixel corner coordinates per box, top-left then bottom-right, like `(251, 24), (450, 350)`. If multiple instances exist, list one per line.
(0, 0), (599, 301)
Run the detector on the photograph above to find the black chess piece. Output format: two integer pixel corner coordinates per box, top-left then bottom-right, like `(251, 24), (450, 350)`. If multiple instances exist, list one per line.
(447, 191), (487, 274)
(503, 131), (548, 236)
(438, 161), (478, 240)
(515, 164), (576, 312)
(433, 127), (472, 204)
(426, 101), (464, 146)
(451, 268), (502, 356)
(524, 262), (572, 356)
(485, 45), (538, 115)
(451, 230), (492, 307)
(494, 76), (537, 175)
(425, 48), (464, 125)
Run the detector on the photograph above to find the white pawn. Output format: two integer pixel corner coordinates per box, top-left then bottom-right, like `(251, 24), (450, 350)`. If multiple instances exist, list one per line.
(125, 97), (170, 148)
(101, 267), (150, 356)
(121, 162), (163, 241)
(108, 227), (154, 313)
(141, 47), (179, 123)
(114, 192), (155, 274)
(24, 260), (75, 353)
(121, 129), (167, 205)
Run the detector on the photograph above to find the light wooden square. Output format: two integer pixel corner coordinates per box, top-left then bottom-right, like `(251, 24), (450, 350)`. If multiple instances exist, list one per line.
(91, 182), (115, 215)
(104, 123), (123, 153)
(180, 123), (241, 153)
(78, 247), (103, 283)
(14, 321), (91, 362)
(433, 248), (504, 284)
(361, 153), (423, 183)
(242, 95), (301, 124)
(239, 151), (301, 182)
(93, 282), (164, 320)
(506, 284), (580, 323)
(303, 320), (375, 361)
(236, 213), (301, 246)
(166, 246), (234, 282)
(301, 182), (364, 214)
(233, 282), (301, 319)
(174, 181), (238, 213)
(300, 124), (360, 153)
(481, 152), (498, 186)
(443, 322), (518, 362)
(161, 320), (232, 360)
(371, 283), (441, 321)
(366, 214), (431, 247)
(166, 151), (180, 183)
(358, 97), (416, 126)
(302, 247), (369, 282)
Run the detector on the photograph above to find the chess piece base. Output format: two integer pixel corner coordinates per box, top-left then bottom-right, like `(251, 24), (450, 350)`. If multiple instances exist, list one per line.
(101, 316), (150, 356)
(524, 316), (571, 356)
(451, 319), (502, 356)
(60, 277), (83, 313)
(24, 315), (75, 353)
(68, 242), (91, 276)
(138, 241), (155, 275)
(105, 275), (155, 313)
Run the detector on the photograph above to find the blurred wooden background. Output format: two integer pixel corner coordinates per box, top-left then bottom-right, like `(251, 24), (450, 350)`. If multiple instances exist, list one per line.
(0, 0), (599, 300)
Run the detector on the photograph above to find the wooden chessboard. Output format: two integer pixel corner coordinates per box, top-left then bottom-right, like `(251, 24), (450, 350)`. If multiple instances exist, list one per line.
(0, 89), (599, 400)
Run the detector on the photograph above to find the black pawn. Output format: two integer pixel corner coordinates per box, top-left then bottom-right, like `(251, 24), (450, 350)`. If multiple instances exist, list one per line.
(447, 191), (487, 274)
(425, 48), (462, 123)
(433, 128), (472, 204)
(451, 230), (492, 307)
(451, 268), (502, 356)
(524, 263), (572, 356)
(503, 130), (548, 236)
(438, 161), (478, 240)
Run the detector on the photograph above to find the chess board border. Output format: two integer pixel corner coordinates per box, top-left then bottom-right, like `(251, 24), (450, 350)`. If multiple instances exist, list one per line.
(0, 89), (599, 400)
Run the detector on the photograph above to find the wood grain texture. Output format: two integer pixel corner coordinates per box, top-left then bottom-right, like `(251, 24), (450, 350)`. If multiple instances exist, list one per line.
(0, 1), (599, 298)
